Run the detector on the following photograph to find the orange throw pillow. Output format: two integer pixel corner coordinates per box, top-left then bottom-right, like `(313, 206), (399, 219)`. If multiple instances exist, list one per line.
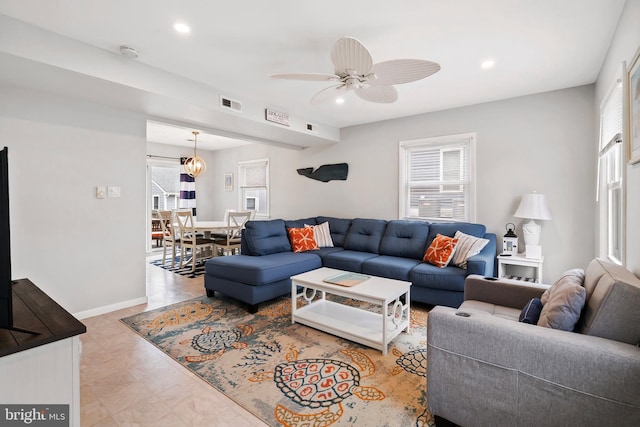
(287, 227), (319, 253)
(424, 234), (459, 268)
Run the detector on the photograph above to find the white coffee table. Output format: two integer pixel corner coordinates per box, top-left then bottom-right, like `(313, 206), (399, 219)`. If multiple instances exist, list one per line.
(290, 267), (411, 355)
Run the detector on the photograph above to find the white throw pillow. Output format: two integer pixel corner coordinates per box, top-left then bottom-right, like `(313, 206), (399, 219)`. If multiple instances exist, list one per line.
(451, 230), (489, 269)
(305, 221), (334, 248)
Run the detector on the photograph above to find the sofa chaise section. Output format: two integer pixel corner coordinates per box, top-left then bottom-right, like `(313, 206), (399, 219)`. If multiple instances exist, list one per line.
(205, 220), (322, 312)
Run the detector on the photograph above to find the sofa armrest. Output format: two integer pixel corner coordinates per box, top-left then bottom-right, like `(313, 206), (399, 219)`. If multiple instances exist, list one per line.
(427, 306), (640, 426)
(466, 233), (496, 277)
(463, 274), (547, 309)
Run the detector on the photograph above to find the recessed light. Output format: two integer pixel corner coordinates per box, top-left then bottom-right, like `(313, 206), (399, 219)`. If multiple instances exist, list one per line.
(335, 97), (345, 104)
(481, 60), (495, 70)
(174, 22), (190, 34)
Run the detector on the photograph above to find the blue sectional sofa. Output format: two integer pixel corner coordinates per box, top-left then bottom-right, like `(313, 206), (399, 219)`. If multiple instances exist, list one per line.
(204, 216), (497, 312)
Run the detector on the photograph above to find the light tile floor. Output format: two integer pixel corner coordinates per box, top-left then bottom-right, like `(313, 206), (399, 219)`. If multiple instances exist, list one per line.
(79, 256), (268, 426)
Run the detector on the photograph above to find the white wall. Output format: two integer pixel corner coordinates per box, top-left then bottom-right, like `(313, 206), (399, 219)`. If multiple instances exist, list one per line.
(211, 86), (596, 281)
(596, 0), (640, 275)
(0, 85), (147, 315)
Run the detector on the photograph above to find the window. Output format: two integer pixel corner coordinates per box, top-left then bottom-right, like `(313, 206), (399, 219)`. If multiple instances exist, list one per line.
(238, 158), (269, 219)
(399, 133), (476, 221)
(597, 74), (624, 265)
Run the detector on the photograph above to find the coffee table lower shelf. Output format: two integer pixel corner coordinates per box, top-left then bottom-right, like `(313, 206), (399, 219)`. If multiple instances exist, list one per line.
(293, 299), (407, 354)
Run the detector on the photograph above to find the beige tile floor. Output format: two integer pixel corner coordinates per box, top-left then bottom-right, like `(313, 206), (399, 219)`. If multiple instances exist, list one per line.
(79, 256), (269, 426)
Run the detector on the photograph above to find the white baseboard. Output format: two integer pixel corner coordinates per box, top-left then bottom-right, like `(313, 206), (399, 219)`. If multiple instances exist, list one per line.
(73, 296), (148, 320)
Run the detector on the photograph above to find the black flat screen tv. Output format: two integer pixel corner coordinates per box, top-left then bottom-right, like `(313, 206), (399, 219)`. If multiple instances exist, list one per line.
(0, 147), (37, 334)
(0, 146), (13, 330)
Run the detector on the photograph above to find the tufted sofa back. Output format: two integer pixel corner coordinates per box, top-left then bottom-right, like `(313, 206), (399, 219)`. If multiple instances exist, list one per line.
(379, 220), (430, 260)
(342, 218), (388, 253)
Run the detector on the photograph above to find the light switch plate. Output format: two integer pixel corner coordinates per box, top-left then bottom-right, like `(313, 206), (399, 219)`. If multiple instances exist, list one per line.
(96, 186), (106, 199)
(107, 186), (121, 198)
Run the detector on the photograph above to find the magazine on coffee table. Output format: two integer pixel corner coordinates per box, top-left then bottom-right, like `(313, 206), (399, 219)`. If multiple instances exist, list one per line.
(323, 272), (370, 287)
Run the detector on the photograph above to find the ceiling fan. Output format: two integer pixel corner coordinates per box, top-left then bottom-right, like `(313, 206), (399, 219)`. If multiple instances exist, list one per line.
(270, 37), (441, 105)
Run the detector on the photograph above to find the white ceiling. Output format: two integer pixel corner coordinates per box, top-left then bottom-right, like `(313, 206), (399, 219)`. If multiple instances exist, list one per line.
(146, 121), (253, 151)
(0, 0), (626, 148)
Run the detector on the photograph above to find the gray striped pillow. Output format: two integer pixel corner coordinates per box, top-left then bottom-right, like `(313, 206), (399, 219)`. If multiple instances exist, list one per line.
(305, 221), (334, 248)
(451, 230), (489, 269)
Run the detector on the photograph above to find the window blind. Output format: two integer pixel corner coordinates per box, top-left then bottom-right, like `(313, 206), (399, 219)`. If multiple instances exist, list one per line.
(403, 137), (471, 221)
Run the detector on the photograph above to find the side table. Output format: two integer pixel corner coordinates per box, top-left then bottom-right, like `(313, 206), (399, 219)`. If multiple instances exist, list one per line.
(497, 254), (544, 283)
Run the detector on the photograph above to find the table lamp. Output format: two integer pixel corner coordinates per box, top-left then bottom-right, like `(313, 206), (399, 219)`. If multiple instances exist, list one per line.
(513, 192), (552, 259)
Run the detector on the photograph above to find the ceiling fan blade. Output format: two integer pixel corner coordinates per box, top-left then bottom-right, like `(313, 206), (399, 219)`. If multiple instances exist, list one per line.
(369, 59), (441, 85)
(355, 85), (398, 103)
(311, 84), (347, 105)
(331, 37), (373, 76)
(270, 73), (339, 81)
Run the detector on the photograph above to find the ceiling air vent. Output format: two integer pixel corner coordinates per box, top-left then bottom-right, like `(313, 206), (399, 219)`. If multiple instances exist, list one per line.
(220, 96), (242, 113)
(306, 122), (318, 133)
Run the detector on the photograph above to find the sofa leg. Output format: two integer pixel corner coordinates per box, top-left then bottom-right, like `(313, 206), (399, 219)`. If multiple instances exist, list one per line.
(434, 415), (460, 427)
(206, 289), (215, 298)
(248, 304), (259, 314)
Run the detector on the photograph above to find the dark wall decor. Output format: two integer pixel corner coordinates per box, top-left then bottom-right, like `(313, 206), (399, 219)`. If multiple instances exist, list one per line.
(297, 163), (348, 182)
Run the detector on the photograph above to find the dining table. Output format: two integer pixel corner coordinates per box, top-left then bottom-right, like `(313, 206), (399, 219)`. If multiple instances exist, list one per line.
(192, 220), (231, 239)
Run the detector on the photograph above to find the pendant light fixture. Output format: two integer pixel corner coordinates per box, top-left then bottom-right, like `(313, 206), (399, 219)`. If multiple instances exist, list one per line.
(184, 131), (206, 178)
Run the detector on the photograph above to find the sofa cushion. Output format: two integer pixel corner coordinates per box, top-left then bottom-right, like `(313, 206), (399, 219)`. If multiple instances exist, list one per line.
(316, 216), (352, 247)
(519, 298), (543, 324)
(452, 230), (490, 269)
(411, 263), (467, 292)
(379, 220), (430, 260)
(287, 227), (319, 253)
(576, 258), (640, 345)
(322, 250), (380, 273)
(343, 218), (387, 253)
(244, 220), (291, 256)
(538, 269), (586, 331)
(362, 255), (422, 281)
(205, 252), (321, 286)
(313, 246), (344, 259)
(423, 234), (458, 268)
(426, 222), (486, 248)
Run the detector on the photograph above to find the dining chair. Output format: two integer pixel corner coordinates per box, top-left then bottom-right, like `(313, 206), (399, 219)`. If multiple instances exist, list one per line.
(151, 214), (164, 247)
(211, 208), (237, 240)
(154, 210), (179, 267)
(174, 210), (215, 272)
(213, 210), (252, 256)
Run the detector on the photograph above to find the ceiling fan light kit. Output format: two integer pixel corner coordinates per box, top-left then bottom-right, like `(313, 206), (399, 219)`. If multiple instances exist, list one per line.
(270, 37), (440, 105)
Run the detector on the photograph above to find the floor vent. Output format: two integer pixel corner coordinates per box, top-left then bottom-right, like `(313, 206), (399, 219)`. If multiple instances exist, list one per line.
(220, 96), (242, 112)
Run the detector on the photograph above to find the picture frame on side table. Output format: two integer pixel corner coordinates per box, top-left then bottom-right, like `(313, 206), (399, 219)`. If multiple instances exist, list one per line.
(224, 173), (233, 191)
(628, 45), (640, 165)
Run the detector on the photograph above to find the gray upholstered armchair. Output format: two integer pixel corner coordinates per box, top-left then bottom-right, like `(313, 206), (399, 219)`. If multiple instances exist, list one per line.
(427, 258), (640, 427)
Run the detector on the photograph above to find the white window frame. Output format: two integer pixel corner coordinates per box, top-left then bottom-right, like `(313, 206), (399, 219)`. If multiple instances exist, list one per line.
(399, 132), (476, 222)
(238, 158), (269, 219)
(597, 68), (625, 265)
(146, 157), (181, 253)
(439, 147), (464, 193)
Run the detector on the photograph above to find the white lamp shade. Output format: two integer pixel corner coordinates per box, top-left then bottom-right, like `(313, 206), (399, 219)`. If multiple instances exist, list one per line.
(514, 193), (552, 221)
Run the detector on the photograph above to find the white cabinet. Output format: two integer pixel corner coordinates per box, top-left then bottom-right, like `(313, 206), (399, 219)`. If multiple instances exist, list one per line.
(0, 279), (85, 427)
(497, 254), (544, 283)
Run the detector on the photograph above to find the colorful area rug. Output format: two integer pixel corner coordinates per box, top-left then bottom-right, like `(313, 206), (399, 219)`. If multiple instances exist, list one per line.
(121, 295), (433, 426)
(149, 256), (206, 278)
